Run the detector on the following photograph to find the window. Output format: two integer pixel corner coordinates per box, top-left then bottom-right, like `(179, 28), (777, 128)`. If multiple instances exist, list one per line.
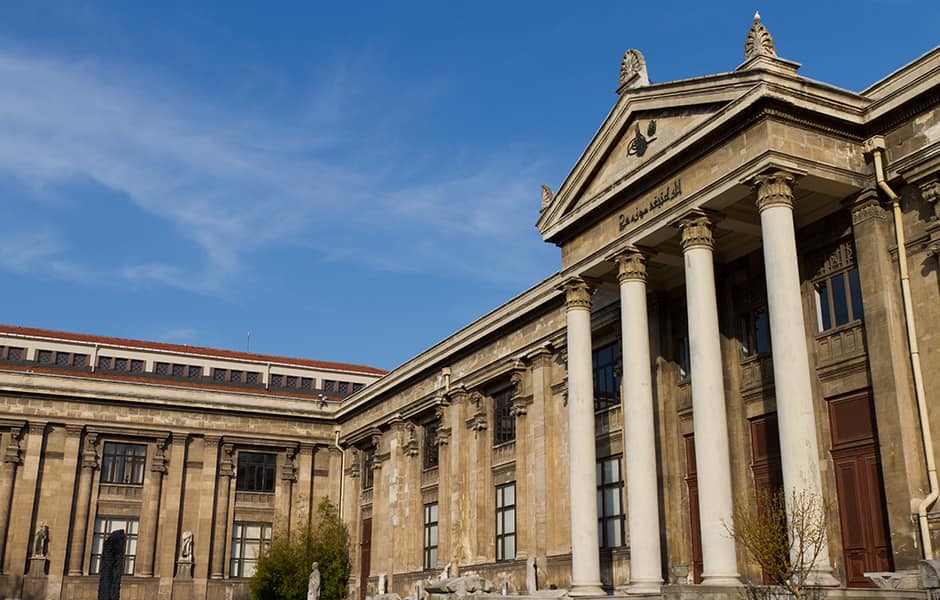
(155, 362), (169, 376)
(73, 353), (88, 367)
(101, 443), (147, 485)
(361, 448), (375, 490)
(172, 364), (185, 377)
(597, 456), (626, 548)
(6, 347), (23, 361)
(236, 452), (276, 493)
(338, 381), (349, 394)
(815, 267), (864, 331)
(495, 483), (516, 561)
(55, 352), (69, 366)
(188, 365), (202, 379)
(286, 376), (298, 388)
(424, 421), (439, 469)
(98, 356), (113, 370)
(213, 368), (227, 382)
(352, 383), (364, 393)
(739, 306), (772, 358)
(37, 350), (53, 363)
(130, 359), (144, 373)
(593, 342), (622, 411)
(231, 370), (244, 383)
(323, 380), (336, 392)
(246, 371), (260, 384)
(493, 389), (515, 446)
(90, 517), (138, 575)
(423, 502), (439, 570)
(230, 522), (272, 577)
(270, 374), (283, 387)
(301, 377), (313, 391)
(114, 358), (128, 371)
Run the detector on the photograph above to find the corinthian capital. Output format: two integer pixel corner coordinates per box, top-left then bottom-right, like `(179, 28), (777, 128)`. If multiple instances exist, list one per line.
(564, 277), (594, 310)
(677, 214), (714, 251)
(613, 246), (649, 283)
(753, 170), (797, 212)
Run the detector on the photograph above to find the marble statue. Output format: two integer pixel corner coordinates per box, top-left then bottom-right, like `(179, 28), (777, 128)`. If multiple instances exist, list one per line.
(308, 561), (321, 600)
(179, 530), (193, 561)
(32, 522), (49, 558)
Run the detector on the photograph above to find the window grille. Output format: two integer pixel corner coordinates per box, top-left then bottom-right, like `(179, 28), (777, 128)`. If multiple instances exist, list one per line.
(495, 483), (516, 560)
(90, 517), (138, 575)
(597, 456), (626, 548)
(229, 522), (272, 578)
(493, 389), (515, 446)
(235, 452), (276, 493)
(101, 443), (147, 485)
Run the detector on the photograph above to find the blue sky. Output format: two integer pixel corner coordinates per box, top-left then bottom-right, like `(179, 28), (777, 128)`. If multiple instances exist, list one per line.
(0, 1), (937, 370)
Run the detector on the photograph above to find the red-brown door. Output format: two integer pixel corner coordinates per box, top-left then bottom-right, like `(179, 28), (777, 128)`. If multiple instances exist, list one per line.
(749, 414), (784, 584)
(359, 518), (372, 600)
(685, 435), (703, 583)
(828, 392), (893, 587)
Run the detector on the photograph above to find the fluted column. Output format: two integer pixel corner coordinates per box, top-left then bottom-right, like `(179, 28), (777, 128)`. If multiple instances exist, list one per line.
(137, 436), (169, 577)
(210, 443), (235, 579)
(68, 432), (99, 575)
(614, 248), (663, 593)
(564, 277), (604, 596)
(677, 214), (740, 585)
(753, 171), (838, 584)
(0, 425), (24, 574)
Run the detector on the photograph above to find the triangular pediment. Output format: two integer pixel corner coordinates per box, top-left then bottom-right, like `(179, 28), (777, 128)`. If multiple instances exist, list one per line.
(536, 75), (756, 240)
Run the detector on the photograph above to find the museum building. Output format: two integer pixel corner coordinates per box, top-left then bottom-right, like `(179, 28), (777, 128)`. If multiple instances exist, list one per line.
(2, 15), (940, 600)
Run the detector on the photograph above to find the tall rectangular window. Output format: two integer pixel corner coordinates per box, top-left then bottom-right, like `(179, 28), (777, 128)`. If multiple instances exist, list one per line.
(235, 452), (276, 493)
(495, 483), (516, 561)
(230, 522), (272, 577)
(593, 342), (621, 411)
(424, 421), (439, 469)
(90, 517), (139, 575)
(361, 448), (375, 490)
(739, 306), (772, 359)
(815, 266), (864, 331)
(101, 443), (147, 485)
(493, 389), (515, 446)
(423, 502), (439, 570)
(597, 456), (626, 548)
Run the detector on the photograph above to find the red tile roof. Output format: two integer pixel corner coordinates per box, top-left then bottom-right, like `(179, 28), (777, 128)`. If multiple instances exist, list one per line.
(0, 325), (387, 376)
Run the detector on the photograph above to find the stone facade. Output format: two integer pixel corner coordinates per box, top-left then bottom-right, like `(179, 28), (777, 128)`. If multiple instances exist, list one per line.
(2, 16), (940, 600)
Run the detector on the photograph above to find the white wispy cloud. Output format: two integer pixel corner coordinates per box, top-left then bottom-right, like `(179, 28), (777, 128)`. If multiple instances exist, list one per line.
(0, 45), (557, 292)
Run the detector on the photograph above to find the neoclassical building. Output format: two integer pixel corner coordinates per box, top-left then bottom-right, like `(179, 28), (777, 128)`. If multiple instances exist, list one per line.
(2, 15), (940, 600)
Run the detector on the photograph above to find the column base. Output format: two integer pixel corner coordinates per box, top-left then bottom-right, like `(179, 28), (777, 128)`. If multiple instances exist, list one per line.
(701, 573), (742, 586)
(568, 582), (606, 596)
(627, 579), (662, 594)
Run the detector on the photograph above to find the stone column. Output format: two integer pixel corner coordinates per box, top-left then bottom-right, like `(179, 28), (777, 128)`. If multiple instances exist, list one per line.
(430, 401), (449, 569)
(677, 213), (740, 585)
(137, 436), (169, 577)
(0, 425), (24, 574)
(68, 432), (99, 576)
(210, 442), (235, 579)
(564, 277), (604, 596)
(753, 171), (838, 584)
(527, 346), (553, 566)
(276, 447), (297, 537)
(510, 364), (534, 559)
(614, 248), (664, 593)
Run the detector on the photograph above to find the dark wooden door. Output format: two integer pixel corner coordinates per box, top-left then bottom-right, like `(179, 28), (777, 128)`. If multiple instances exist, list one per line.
(828, 392), (893, 587)
(359, 518), (372, 600)
(749, 414), (784, 584)
(685, 435), (703, 583)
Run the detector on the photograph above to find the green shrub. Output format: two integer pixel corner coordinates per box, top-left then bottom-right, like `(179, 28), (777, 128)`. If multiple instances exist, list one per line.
(251, 498), (351, 600)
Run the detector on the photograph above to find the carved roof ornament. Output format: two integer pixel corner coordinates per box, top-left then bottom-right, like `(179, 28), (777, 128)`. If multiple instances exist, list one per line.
(744, 12), (777, 61)
(541, 185), (554, 211)
(618, 49), (650, 92)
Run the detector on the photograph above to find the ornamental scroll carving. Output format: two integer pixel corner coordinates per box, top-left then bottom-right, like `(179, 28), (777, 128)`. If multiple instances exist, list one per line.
(151, 436), (169, 474)
(219, 443), (235, 478)
(509, 364), (532, 418)
(81, 433), (100, 470)
(541, 185), (554, 211)
(281, 447), (297, 482)
(744, 12), (776, 61)
(920, 178), (940, 220)
(619, 49), (650, 90)
(403, 422), (419, 457)
(3, 425), (24, 465)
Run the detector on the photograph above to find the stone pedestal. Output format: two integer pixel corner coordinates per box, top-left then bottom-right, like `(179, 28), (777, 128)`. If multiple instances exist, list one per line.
(177, 558), (194, 579)
(27, 556), (47, 576)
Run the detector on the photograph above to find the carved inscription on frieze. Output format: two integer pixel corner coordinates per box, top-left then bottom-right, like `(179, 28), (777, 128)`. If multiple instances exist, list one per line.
(618, 179), (682, 231)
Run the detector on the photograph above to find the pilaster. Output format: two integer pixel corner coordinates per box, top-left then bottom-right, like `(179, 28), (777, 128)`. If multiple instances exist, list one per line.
(137, 435), (169, 577)
(210, 442), (234, 579)
(0, 423), (24, 575)
(67, 428), (96, 576)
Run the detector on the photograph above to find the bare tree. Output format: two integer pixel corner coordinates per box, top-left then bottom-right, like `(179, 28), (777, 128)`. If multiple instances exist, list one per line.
(727, 487), (829, 600)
